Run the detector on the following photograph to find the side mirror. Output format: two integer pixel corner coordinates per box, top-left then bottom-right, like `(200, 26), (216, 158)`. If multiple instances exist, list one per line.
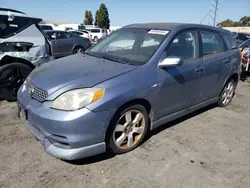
(158, 57), (183, 69)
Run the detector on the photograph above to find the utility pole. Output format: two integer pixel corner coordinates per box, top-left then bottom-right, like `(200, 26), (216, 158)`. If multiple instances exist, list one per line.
(212, 0), (219, 26)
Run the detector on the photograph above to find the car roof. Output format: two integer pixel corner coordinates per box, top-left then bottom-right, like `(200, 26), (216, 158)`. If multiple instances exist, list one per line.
(0, 8), (42, 21)
(45, 30), (73, 33)
(124, 22), (231, 34)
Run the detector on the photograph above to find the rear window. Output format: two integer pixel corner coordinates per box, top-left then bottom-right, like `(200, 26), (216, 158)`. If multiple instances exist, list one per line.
(0, 15), (32, 38)
(90, 29), (101, 33)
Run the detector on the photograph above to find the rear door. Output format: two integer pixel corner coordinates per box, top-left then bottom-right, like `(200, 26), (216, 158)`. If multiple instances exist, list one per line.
(55, 31), (74, 56)
(199, 30), (230, 101)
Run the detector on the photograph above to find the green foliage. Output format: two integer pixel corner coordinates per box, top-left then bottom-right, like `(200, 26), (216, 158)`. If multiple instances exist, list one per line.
(94, 3), (110, 29)
(84, 10), (93, 25)
(218, 16), (250, 27)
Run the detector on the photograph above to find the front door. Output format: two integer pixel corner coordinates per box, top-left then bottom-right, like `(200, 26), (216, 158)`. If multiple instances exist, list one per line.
(155, 30), (204, 120)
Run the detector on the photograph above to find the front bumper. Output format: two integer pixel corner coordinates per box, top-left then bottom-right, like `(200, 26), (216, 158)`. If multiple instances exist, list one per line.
(25, 121), (105, 160)
(17, 85), (116, 160)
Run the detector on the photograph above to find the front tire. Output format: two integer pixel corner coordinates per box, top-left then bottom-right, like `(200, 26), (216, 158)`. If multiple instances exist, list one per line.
(106, 105), (149, 154)
(218, 79), (236, 107)
(94, 36), (98, 42)
(0, 63), (33, 101)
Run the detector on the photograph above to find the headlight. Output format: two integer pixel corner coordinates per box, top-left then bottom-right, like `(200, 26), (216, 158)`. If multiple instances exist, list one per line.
(51, 88), (104, 111)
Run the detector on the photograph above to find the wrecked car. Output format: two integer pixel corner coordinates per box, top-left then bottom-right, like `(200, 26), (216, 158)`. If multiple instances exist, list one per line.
(0, 8), (53, 101)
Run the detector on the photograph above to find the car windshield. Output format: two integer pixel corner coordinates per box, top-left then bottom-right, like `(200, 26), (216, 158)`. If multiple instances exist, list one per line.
(87, 28), (169, 65)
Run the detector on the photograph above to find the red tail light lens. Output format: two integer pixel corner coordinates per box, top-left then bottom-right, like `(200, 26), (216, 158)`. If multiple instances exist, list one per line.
(83, 38), (90, 43)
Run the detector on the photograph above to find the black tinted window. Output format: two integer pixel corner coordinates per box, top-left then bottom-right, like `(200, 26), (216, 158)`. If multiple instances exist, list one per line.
(166, 30), (199, 60)
(238, 34), (248, 41)
(91, 29), (100, 33)
(56, 32), (72, 39)
(40, 25), (53, 30)
(0, 15), (32, 38)
(201, 31), (224, 55)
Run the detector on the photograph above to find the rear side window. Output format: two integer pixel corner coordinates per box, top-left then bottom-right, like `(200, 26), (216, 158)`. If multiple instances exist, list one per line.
(72, 31), (82, 35)
(201, 31), (224, 55)
(40, 25), (53, 30)
(57, 31), (72, 39)
(0, 15), (32, 38)
(223, 34), (237, 50)
(91, 29), (101, 33)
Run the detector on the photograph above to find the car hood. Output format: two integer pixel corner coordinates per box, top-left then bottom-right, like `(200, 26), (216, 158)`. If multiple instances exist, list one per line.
(28, 54), (137, 96)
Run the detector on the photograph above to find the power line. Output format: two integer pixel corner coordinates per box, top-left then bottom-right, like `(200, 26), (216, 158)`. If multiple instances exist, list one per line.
(200, 9), (212, 24)
(212, 0), (219, 26)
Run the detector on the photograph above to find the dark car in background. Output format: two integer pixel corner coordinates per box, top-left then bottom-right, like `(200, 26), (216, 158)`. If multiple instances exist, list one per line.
(45, 30), (91, 58)
(233, 32), (250, 46)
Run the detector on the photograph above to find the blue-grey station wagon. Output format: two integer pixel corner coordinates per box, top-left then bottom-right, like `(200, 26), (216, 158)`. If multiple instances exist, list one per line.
(17, 23), (241, 160)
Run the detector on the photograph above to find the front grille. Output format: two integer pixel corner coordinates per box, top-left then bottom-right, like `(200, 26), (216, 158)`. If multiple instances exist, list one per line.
(26, 80), (48, 102)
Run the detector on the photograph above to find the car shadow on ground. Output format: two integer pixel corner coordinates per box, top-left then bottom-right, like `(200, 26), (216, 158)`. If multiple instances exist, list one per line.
(65, 104), (217, 166)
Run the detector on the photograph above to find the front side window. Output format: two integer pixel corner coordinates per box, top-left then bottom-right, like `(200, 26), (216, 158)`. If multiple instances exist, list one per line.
(201, 31), (224, 55)
(0, 15), (32, 38)
(87, 28), (169, 65)
(166, 30), (199, 60)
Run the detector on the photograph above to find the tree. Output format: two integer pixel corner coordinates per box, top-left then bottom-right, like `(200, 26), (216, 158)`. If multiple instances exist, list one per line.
(94, 3), (110, 29)
(217, 16), (250, 27)
(217, 19), (234, 27)
(239, 16), (250, 26)
(84, 10), (93, 25)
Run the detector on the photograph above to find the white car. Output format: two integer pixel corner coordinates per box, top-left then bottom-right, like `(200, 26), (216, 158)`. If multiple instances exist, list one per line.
(89, 28), (108, 42)
(68, 29), (92, 41)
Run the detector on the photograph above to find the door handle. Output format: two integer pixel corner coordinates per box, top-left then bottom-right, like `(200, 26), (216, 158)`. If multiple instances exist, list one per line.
(223, 58), (230, 64)
(195, 67), (204, 72)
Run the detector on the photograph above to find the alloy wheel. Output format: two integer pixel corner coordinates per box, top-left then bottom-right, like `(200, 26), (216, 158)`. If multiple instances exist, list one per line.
(112, 110), (146, 149)
(221, 81), (235, 106)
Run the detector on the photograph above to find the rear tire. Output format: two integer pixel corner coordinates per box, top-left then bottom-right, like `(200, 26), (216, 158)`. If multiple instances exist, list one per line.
(73, 46), (85, 54)
(218, 79), (236, 107)
(106, 105), (149, 154)
(0, 63), (33, 101)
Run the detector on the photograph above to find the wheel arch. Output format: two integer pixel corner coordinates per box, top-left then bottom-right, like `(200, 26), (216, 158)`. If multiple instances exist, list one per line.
(0, 55), (35, 69)
(105, 98), (152, 142)
(228, 73), (239, 83)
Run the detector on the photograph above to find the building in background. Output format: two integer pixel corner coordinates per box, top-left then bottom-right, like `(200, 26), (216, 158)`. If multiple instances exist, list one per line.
(223, 27), (250, 33)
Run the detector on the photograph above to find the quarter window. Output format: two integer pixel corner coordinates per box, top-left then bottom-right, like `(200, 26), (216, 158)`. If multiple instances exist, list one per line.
(166, 31), (199, 60)
(201, 31), (224, 55)
(223, 34), (237, 50)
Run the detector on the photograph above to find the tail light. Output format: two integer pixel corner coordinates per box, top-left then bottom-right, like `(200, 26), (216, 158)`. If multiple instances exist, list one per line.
(242, 56), (248, 63)
(83, 37), (90, 43)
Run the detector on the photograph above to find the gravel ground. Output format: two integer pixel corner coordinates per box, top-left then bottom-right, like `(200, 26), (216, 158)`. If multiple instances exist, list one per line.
(0, 81), (250, 188)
